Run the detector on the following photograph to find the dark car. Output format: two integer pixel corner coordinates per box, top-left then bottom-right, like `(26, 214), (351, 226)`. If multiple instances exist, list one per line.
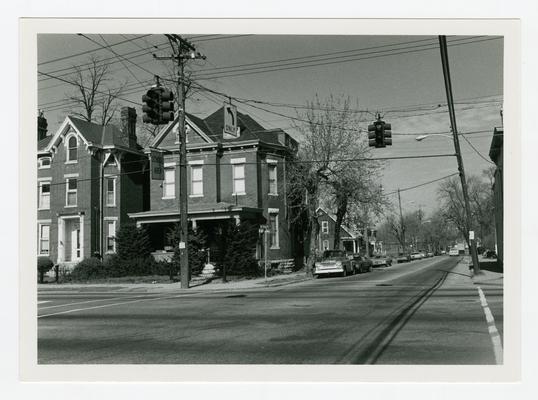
(351, 254), (373, 273)
(397, 253), (411, 263)
(313, 250), (354, 278)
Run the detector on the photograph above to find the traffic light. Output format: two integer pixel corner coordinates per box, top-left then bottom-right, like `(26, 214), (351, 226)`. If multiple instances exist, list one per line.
(142, 87), (175, 125)
(142, 87), (161, 125)
(383, 122), (392, 146)
(368, 124), (377, 147)
(367, 119), (392, 148)
(160, 89), (175, 123)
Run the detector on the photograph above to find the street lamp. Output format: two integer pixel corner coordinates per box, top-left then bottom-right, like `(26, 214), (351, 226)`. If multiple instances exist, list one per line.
(415, 133), (453, 141)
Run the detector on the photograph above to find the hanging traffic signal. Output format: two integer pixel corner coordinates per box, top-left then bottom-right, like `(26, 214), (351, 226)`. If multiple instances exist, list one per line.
(383, 122), (392, 146)
(368, 118), (392, 148)
(368, 124), (377, 147)
(142, 88), (161, 125)
(160, 89), (175, 123)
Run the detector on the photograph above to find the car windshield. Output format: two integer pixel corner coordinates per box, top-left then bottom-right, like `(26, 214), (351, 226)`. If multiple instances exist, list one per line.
(322, 250), (346, 259)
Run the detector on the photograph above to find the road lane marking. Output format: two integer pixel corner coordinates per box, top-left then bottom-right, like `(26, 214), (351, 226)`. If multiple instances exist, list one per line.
(477, 286), (503, 364)
(38, 294), (178, 318)
(37, 301), (50, 304)
(38, 294), (157, 310)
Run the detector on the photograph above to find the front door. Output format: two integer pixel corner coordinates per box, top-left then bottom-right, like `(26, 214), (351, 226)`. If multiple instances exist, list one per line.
(70, 221), (81, 261)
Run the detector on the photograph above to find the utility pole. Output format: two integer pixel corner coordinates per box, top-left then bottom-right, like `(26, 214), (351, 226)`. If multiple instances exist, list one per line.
(397, 188), (406, 254)
(154, 34), (206, 288)
(438, 36), (480, 273)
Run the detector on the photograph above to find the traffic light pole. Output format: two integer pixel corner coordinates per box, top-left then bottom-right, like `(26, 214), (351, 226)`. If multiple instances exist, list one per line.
(438, 35), (480, 274)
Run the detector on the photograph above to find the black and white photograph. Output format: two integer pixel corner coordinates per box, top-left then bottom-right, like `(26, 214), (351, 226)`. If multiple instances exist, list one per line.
(16, 16), (523, 385)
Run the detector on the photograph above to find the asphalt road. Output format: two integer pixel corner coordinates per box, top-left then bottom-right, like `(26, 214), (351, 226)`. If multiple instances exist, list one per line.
(38, 256), (503, 364)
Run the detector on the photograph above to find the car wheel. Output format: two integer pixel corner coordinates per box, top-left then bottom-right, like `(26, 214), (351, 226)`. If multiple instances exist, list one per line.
(368, 265), (373, 273)
(342, 268), (347, 277)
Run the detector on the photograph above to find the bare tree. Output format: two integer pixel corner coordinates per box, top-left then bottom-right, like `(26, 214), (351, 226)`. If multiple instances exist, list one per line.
(66, 56), (126, 125)
(289, 94), (382, 268)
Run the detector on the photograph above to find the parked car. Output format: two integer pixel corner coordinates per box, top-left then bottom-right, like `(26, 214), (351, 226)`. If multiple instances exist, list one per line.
(352, 254), (374, 273)
(371, 254), (393, 267)
(441, 250), (446, 255)
(313, 250), (354, 278)
(449, 248), (459, 256)
(397, 253), (411, 263)
(410, 251), (423, 260)
(426, 252), (434, 258)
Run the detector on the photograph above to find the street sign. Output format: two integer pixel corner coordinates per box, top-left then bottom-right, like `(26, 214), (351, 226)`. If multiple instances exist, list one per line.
(223, 103), (238, 138)
(178, 242), (186, 249)
(150, 150), (164, 181)
(469, 230), (475, 240)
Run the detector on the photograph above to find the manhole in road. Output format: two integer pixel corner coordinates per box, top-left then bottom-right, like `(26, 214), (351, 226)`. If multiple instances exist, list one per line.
(376, 283), (393, 286)
(226, 294), (246, 298)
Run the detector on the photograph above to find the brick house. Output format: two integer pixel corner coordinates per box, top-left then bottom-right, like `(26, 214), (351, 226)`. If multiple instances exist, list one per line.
(315, 208), (361, 254)
(128, 107), (298, 265)
(37, 107), (149, 268)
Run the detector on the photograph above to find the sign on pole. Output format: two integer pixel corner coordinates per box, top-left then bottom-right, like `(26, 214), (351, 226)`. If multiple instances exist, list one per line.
(223, 102), (238, 138)
(150, 150), (164, 180)
(469, 230), (475, 240)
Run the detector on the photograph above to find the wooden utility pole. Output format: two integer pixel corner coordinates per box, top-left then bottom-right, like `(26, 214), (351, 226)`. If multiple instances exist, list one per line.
(397, 188), (406, 254)
(438, 35), (480, 273)
(155, 35), (206, 288)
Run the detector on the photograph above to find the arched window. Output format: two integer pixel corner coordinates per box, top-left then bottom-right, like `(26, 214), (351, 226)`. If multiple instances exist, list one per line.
(67, 136), (78, 161)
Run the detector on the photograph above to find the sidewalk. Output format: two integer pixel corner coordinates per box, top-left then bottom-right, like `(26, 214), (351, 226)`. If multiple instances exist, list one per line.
(38, 270), (313, 293)
(442, 255), (503, 288)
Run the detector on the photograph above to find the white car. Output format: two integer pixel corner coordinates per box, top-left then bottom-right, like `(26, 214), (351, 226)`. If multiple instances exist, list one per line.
(449, 248), (459, 256)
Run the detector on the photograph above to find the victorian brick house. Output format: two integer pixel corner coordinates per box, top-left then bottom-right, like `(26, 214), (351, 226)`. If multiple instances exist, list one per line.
(37, 107), (148, 267)
(128, 107), (299, 264)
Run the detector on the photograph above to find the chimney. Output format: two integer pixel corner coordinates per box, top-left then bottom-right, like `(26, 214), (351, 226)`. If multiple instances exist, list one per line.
(37, 110), (48, 141)
(121, 107), (137, 147)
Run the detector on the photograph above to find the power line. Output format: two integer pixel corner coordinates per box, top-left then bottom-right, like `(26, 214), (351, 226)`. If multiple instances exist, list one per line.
(383, 173), (460, 196)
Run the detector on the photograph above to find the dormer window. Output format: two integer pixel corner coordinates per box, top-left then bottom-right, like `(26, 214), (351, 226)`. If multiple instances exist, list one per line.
(67, 135), (78, 162)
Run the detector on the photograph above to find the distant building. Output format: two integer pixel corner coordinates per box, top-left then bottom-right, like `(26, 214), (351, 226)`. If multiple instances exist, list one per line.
(315, 208), (361, 253)
(128, 107), (298, 265)
(489, 126), (503, 267)
(37, 108), (149, 268)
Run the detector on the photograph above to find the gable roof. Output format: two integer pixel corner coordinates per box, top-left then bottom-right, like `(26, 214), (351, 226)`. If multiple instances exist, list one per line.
(43, 116), (143, 154)
(316, 207), (361, 239)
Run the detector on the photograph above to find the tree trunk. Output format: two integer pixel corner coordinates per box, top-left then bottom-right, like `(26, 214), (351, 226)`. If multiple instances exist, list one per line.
(333, 194), (348, 250)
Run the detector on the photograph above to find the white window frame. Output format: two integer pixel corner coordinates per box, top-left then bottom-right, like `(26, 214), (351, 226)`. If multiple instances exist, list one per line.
(105, 176), (116, 207)
(189, 160), (204, 197)
(321, 220), (329, 234)
(38, 157), (51, 169)
(65, 133), (78, 164)
(162, 164), (175, 199)
(38, 223), (50, 255)
(65, 177), (78, 207)
(269, 208), (280, 249)
(231, 158), (246, 196)
(104, 218), (117, 253)
(267, 159), (278, 195)
(38, 179), (51, 210)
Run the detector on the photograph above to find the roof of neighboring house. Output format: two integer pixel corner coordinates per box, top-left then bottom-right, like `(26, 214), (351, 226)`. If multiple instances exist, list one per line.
(489, 126), (503, 164)
(37, 136), (52, 151)
(41, 116), (143, 154)
(316, 207), (362, 239)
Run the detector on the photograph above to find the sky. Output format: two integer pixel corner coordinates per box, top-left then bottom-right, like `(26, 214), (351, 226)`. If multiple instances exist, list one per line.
(37, 34), (503, 222)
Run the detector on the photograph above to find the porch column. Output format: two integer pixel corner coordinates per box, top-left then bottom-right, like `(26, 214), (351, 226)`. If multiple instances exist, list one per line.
(79, 214), (84, 260)
(234, 215), (240, 226)
(353, 240), (356, 253)
(192, 219), (197, 231)
(57, 217), (65, 262)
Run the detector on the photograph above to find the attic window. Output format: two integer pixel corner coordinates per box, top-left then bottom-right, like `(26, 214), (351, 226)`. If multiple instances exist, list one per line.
(67, 135), (78, 162)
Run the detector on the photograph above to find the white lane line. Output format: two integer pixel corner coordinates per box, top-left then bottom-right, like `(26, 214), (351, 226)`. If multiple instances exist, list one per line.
(37, 301), (50, 304)
(477, 286), (503, 364)
(38, 294), (154, 310)
(38, 294), (177, 318)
